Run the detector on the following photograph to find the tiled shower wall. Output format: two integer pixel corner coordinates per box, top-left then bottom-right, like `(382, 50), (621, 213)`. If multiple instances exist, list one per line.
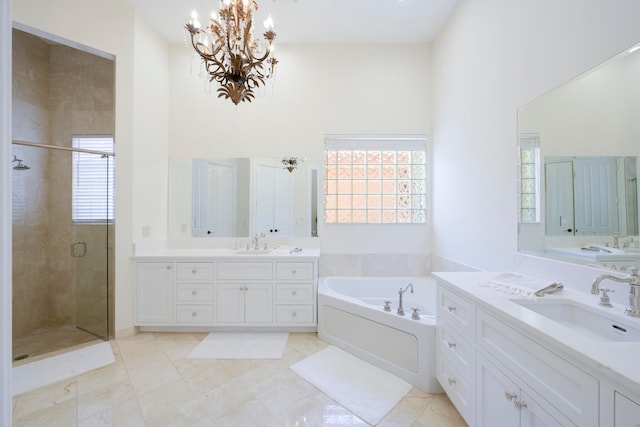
(11, 29), (115, 339)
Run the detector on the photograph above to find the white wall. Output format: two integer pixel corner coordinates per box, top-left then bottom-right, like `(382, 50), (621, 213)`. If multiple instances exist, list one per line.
(169, 43), (433, 254)
(431, 0), (640, 271)
(1, 0), (12, 424)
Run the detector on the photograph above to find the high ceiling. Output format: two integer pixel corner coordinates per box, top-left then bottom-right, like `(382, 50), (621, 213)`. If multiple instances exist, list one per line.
(122, 0), (459, 44)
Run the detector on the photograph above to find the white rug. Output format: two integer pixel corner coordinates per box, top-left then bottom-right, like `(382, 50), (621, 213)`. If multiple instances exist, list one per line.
(13, 341), (115, 395)
(188, 332), (289, 359)
(290, 346), (412, 425)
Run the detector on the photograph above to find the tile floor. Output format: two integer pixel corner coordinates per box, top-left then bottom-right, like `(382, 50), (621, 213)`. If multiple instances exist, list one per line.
(11, 332), (467, 426)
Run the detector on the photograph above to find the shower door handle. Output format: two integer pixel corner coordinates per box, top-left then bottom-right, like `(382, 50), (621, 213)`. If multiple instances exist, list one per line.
(71, 241), (87, 258)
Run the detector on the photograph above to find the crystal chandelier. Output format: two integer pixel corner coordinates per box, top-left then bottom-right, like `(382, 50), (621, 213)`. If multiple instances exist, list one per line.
(185, 0), (278, 105)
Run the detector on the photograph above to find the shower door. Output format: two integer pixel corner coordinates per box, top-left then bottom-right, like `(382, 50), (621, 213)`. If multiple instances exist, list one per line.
(72, 146), (114, 340)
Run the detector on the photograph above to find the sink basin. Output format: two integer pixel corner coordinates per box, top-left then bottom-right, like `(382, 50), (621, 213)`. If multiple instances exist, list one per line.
(235, 249), (273, 255)
(511, 298), (640, 342)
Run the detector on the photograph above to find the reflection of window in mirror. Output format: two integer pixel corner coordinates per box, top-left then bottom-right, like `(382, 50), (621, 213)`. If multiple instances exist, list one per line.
(323, 136), (427, 224)
(518, 134), (540, 223)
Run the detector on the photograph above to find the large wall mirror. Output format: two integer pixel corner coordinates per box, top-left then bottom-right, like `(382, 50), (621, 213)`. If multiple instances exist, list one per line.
(168, 157), (320, 238)
(518, 43), (640, 269)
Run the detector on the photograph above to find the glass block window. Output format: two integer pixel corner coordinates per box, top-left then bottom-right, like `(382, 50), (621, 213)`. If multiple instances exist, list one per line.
(518, 134), (540, 223)
(324, 136), (427, 224)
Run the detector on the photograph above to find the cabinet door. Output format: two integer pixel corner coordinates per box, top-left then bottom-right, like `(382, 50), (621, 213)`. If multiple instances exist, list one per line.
(615, 392), (640, 427)
(216, 283), (245, 323)
(244, 284), (273, 323)
(520, 390), (574, 427)
(135, 262), (174, 324)
(476, 353), (520, 427)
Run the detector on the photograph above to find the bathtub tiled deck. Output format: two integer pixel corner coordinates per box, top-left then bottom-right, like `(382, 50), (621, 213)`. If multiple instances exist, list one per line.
(11, 332), (468, 426)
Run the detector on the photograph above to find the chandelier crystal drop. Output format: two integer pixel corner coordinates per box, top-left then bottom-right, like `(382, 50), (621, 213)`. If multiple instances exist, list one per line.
(185, 0), (278, 105)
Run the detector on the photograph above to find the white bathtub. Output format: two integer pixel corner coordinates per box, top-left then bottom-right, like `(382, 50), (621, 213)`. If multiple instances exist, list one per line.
(317, 276), (442, 392)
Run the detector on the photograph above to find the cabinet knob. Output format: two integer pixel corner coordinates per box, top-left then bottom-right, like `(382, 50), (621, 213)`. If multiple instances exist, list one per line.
(447, 305), (456, 312)
(447, 341), (456, 349)
(192, 290), (197, 296)
(166, 265), (172, 270)
(292, 312), (297, 317)
(514, 400), (528, 409)
(504, 391), (517, 402)
(292, 270), (297, 274)
(292, 291), (297, 296)
(447, 378), (456, 386)
(192, 312), (197, 317)
(192, 269), (197, 274)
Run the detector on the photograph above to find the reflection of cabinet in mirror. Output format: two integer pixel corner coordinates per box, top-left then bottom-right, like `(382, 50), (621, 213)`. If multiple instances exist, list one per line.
(168, 157), (318, 238)
(192, 158), (241, 237)
(254, 162), (292, 236)
(545, 156), (638, 236)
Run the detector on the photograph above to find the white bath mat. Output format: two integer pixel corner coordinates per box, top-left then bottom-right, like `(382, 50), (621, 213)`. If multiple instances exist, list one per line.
(13, 341), (115, 395)
(290, 345), (412, 425)
(188, 332), (288, 359)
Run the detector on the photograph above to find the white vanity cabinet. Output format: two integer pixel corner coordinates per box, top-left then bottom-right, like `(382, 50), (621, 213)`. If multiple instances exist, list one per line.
(133, 252), (318, 331)
(436, 286), (475, 425)
(135, 262), (174, 324)
(434, 273), (610, 427)
(435, 272), (640, 427)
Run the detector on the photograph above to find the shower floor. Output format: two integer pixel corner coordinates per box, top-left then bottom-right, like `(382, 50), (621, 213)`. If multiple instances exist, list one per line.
(12, 325), (103, 366)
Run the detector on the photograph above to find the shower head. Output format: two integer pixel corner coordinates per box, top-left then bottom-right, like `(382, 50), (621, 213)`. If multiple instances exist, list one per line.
(12, 155), (30, 170)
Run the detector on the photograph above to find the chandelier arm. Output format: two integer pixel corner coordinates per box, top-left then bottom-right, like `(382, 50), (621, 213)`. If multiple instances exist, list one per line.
(187, 32), (229, 82)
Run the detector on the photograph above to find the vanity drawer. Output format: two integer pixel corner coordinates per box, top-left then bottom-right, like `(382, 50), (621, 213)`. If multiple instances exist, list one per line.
(476, 308), (598, 426)
(437, 321), (472, 379)
(176, 263), (214, 282)
(276, 283), (315, 303)
(437, 286), (473, 335)
(176, 304), (214, 323)
(275, 305), (315, 324)
(276, 262), (314, 280)
(217, 262), (273, 280)
(176, 284), (214, 302)
(436, 349), (473, 425)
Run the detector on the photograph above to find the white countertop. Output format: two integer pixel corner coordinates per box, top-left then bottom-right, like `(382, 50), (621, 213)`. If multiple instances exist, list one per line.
(432, 271), (640, 394)
(132, 247), (320, 259)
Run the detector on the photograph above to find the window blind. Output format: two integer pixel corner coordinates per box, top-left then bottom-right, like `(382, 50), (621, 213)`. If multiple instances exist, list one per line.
(72, 136), (115, 223)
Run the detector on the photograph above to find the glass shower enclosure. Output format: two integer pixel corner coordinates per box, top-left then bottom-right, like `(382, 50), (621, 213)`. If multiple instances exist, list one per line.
(11, 141), (114, 361)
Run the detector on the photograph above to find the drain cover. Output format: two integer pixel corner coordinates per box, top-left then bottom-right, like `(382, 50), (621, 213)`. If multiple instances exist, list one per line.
(13, 354), (28, 361)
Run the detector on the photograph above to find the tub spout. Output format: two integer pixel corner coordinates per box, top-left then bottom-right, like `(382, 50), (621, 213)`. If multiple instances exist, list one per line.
(397, 283), (414, 316)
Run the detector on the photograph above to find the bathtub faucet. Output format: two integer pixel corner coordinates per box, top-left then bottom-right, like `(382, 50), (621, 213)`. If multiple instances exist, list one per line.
(397, 283), (414, 316)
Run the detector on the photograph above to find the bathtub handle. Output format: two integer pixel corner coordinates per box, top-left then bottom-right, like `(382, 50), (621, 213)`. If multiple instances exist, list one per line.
(447, 341), (456, 349)
(447, 378), (456, 386)
(447, 305), (457, 312)
(383, 301), (392, 312)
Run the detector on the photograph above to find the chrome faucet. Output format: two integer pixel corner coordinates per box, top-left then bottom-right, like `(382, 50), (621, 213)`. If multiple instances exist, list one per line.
(591, 267), (640, 317)
(397, 283), (414, 316)
(253, 233), (265, 250)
